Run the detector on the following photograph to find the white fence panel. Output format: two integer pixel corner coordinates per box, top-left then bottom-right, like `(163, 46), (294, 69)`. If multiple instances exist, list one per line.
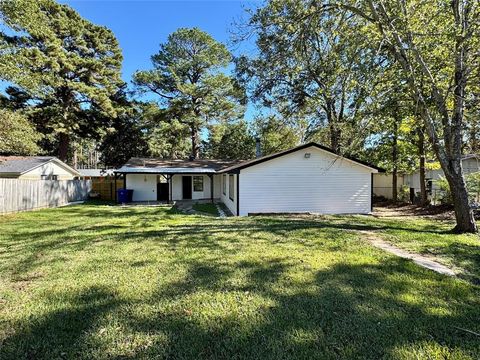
(0, 179), (92, 214)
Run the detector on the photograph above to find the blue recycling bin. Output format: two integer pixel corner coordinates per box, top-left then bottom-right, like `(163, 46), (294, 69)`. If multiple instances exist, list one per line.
(117, 188), (128, 203)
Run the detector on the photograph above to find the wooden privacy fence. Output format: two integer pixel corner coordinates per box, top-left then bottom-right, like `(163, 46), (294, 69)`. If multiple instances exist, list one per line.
(0, 179), (92, 214)
(91, 178), (123, 201)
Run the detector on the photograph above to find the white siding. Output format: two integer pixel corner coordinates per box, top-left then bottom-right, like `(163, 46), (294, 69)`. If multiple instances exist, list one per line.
(220, 173), (237, 215)
(373, 173), (405, 199)
(405, 158), (480, 192)
(238, 146), (373, 216)
(127, 174), (157, 201)
(213, 174), (221, 198)
(171, 175), (214, 201)
(18, 162), (77, 180)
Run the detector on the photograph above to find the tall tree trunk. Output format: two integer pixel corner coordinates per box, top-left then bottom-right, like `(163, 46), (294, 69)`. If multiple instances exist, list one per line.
(190, 125), (200, 159)
(338, 0), (477, 232)
(58, 133), (70, 162)
(392, 118), (398, 203)
(443, 162), (476, 233)
(417, 126), (428, 206)
(324, 98), (341, 153)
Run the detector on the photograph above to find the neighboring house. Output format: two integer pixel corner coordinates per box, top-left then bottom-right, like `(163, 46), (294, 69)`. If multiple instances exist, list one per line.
(78, 168), (115, 180)
(373, 154), (480, 201)
(404, 154), (480, 197)
(372, 173), (406, 200)
(116, 142), (382, 216)
(0, 156), (80, 180)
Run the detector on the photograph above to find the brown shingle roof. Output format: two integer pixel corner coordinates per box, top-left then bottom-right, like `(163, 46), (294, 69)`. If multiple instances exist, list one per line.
(123, 158), (244, 171)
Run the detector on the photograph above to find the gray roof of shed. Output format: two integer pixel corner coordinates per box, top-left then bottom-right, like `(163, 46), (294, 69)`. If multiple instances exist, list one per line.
(0, 156), (79, 176)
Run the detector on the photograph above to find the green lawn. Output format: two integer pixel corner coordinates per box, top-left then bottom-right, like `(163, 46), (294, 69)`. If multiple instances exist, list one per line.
(191, 202), (219, 216)
(350, 215), (480, 283)
(0, 204), (479, 359)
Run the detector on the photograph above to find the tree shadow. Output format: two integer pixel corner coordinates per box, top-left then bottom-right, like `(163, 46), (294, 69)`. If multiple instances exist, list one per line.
(0, 285), (123, 359)
(120, 258), (480, 359)
(1, 256), (479, 359)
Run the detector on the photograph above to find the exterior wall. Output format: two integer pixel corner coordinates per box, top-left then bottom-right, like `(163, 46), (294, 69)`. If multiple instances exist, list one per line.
(18, 162), (77, 180)
(238, 146), (373, 216)
(220, 173), (237, 215)
(372, 173), (405, 199)
(127, 174), (157, 201)
(405, 158), (480, 192)
(213, 174), (221, 199)
(463, 158), (480, 173)
(126, 174), (219, 202)
(171, 174), (214, 201)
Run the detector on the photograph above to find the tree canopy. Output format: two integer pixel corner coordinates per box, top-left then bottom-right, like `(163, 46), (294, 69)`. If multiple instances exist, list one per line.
(0, 0), (124, 160)
(134, 27), (245, 159)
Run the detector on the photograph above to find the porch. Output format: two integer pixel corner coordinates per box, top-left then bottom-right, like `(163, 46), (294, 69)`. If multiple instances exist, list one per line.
(113, 172), (222, 204)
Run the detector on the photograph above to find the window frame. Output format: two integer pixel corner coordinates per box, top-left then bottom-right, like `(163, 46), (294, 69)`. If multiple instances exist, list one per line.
(222, 174), (226, 195)
(193, 175), (204, 192)
(41, 174), (58, 180)
(229, 174), (234, 201)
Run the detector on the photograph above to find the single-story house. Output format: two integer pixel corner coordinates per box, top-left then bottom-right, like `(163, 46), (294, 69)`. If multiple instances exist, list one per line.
(116, 142), (382, 216)
(373, 154), (480, 200)
(0, 156), (80, 180)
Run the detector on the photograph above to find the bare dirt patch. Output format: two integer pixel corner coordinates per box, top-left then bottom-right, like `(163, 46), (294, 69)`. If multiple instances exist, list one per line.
(372, 202), (455, 220)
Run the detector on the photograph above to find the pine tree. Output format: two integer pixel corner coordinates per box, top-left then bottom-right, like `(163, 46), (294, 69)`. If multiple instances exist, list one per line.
(0, 0), (124, 161)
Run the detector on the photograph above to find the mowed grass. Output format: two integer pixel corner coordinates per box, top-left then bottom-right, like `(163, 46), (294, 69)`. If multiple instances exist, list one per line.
(0, 204), (479, 359)
(350, 214), (480, 283)
(191, 203), (219, 216)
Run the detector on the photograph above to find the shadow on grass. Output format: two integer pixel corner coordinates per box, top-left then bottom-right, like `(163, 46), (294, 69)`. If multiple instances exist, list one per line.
(2, 258), (478, 359)
(0, 286), (122, 359)
(0, 206), (470, 280)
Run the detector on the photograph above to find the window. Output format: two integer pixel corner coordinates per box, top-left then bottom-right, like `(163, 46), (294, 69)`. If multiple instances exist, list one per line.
(41, 175), (58, 180)
(222, 174), (226, 195)
(193, 176), (204, 192)
(229, 174), (234, 201)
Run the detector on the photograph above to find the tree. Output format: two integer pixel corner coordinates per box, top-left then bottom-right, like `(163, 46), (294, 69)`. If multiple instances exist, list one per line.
(0, 109), (41, 155)
(98, 117), (149, 169)
(236, 1), (378, 154)
(202, 121), (256, 160)
(133, 27), (245, 159)
(259, 0), (479, 232)
(0, 0), (124, 161)
(142, 104), (191, 159)
(254, 115), (301, 155)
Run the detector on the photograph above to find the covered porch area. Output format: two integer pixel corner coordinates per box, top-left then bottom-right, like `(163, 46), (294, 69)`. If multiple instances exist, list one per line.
(113, 170), (222, 204)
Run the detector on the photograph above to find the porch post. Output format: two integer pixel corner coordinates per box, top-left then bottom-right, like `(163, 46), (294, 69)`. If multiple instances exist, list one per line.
(208, 174), (214, 203)
(114, 172), (118, 203)
(169, 174), (173, 204)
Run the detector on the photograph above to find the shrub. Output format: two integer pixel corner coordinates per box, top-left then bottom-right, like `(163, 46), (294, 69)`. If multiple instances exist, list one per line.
(435, 172), (480, 205)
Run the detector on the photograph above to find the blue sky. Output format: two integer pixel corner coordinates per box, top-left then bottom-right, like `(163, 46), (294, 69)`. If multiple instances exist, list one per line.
(59, 0), (260, 120)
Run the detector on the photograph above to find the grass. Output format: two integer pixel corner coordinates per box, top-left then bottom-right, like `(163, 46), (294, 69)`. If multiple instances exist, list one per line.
(349, 215), (480, 283)
(0, 203), (479, 359)
(192, 202), (219, 216)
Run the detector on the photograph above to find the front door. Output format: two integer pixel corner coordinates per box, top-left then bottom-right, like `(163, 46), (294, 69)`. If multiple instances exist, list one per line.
(182, 176), (192, 199)
(157, 182), (169, 201)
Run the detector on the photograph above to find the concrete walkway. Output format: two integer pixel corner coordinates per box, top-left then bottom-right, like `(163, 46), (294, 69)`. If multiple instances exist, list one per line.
(360, 231), (456, 276)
